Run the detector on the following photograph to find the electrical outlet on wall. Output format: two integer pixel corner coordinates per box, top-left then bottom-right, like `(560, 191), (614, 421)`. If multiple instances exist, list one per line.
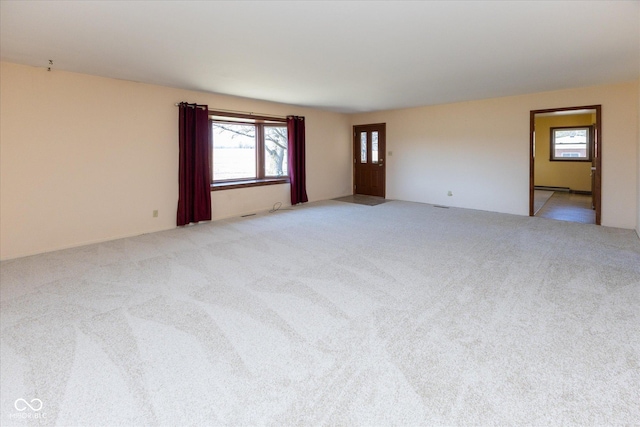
(447, 191), (453, 196)
(153, 210), (158, 218)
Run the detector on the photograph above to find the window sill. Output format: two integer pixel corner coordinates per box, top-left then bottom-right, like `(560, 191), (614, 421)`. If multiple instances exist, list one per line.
(211, 178), (290, 191)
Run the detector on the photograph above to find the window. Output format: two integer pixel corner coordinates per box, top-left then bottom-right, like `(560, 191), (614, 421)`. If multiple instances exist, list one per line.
(263, 126), (288, 177)
(210, 113), (288, 189)
(550, 126), (591, 161)
(212, 122), (256, 181)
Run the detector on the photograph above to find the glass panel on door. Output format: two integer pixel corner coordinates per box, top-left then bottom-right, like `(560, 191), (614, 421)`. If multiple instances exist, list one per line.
(372, 131), (378, 163)
(360, 132), (367, 163)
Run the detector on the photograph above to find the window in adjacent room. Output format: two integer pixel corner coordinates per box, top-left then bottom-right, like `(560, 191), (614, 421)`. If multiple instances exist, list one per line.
(210, 113), (288, 188)
(550, 126), (592, 161)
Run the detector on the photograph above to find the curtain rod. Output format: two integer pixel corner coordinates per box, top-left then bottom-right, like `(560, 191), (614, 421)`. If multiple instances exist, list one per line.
(174, 102), (207, 109)
(210, 107), (288, 120)
(175, 103), (288, 119)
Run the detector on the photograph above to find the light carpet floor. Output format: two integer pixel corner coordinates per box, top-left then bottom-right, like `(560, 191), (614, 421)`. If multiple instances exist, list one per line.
(1, 200), (639, 426)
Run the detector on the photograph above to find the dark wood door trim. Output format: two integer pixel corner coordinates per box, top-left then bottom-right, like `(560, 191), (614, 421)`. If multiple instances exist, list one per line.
(529, 105), (601, 225)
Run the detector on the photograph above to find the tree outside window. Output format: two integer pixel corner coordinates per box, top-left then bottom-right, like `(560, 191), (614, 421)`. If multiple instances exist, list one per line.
(211, 120), (288, 182)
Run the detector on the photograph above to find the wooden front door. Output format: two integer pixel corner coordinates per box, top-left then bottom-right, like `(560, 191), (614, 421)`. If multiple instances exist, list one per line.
(353, 123), (386, 197)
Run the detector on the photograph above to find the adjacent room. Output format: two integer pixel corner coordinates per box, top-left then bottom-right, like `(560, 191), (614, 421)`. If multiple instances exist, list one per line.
(532, 108), (598, 224)
(1, 1), (639, 426)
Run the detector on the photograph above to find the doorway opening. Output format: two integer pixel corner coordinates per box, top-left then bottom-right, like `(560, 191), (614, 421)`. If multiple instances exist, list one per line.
(529, 105), (601, 225)
(353, 123), (386, 198)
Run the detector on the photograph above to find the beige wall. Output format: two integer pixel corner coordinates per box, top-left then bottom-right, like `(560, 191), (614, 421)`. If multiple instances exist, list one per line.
(2, 61), (638, 260)
(637, 76), (640, 238)
(637, 8), (640, 238)
(352, 81), (639, 228)
(534, 114), (594, 192)
(0, 62), (352, 259)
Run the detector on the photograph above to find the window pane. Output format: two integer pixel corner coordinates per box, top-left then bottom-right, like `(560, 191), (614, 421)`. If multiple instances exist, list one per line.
(360, 132), (367, 163)
(553, 128), (588, 159)
(212, 123), (256, 180)
(264, 126), (288, 177)
(372, 131), (378, 163)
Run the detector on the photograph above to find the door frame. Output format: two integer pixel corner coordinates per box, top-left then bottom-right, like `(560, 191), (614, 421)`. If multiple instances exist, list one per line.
(529, 105), (601, 225)
(353, 123), (386, 198)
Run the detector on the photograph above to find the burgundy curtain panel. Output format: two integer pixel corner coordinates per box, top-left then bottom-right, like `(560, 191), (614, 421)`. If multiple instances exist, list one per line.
(177, 103), (212, 226)
(287, 116), (309, 205)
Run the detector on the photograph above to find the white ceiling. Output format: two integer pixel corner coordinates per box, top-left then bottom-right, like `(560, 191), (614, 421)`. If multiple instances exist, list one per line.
(1, 1), (638, 113)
